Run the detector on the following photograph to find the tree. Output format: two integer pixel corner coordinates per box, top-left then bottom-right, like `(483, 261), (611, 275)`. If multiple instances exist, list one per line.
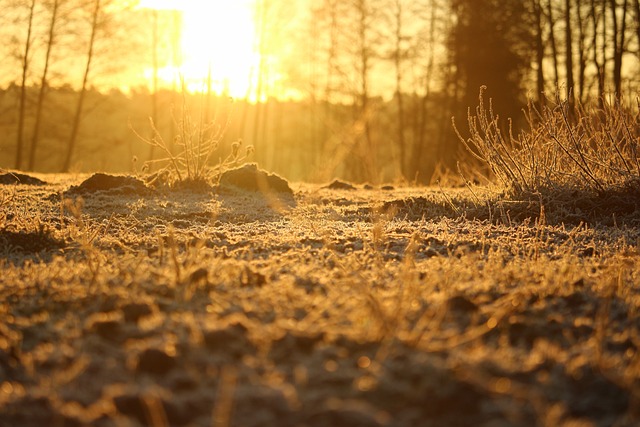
(635, 0), (640, 58)
(611, 0), (629, 99)
(564, 0), (575, 109)
(29, 0), (60, 170)
(15, 0), (37, 170)
(62, 0), (100, 172)
(448, 0), (532, 122)
(546, 0), (560, 89)
(532, 0), (546, 105)
(391, 0), (407, 179)
(590, 0), (606, 103)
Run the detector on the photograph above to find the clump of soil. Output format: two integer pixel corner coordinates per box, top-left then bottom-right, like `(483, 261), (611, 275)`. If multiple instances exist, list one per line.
(323, 180), (394, 191)
(0, 172), (47, 186)
(0, 229), (65, 254)
(219, 163), (293, 195)
(323, 179), (357, 191)
(67, 173), (149, 195)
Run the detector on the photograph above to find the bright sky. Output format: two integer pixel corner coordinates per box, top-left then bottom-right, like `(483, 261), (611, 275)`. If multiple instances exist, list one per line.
(136, 0), (260, 99)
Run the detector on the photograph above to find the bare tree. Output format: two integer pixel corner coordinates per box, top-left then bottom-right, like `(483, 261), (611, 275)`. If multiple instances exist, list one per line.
(565, 0), (576, 108)
(590, 0), (606, 103)
(635, 0), (640, 58)
(28, 0), (60, 170)
(15, 0), (37, 170)
(533, 0), (546, 104)
(546, 0), (560, 89)
(575, 1), (588, 102)
(61, 0), (100, 172)
(611, 0), (629, 99)
(391, 0), (407, 178)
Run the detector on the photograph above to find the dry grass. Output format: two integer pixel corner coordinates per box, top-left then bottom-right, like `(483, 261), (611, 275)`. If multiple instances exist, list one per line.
(455, 88), (640, 226)
(0, 175), (639, 426)
(131, 97), (253, 189)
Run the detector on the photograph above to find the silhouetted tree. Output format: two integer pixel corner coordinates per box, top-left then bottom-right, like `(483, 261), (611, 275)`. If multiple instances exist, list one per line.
(448, 0), (532, 123)
(62, 0), (100, 172)
(611, 0), (630, 99)
(15, 0), (37, 170)
(29, 0), (59, 170)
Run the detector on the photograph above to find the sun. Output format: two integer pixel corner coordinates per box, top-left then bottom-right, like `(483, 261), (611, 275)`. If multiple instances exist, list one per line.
(137, 0), (259, 99)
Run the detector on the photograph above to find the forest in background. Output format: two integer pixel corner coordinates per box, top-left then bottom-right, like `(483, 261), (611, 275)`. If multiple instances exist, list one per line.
(0, 0), (639, 183)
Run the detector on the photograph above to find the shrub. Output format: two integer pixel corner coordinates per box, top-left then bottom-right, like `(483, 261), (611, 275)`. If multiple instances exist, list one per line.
(455, 86), (640, 197)
(131, 96), (253, 187)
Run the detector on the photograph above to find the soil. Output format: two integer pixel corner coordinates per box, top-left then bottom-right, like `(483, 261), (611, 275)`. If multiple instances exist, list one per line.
(1, 172), (639, 427)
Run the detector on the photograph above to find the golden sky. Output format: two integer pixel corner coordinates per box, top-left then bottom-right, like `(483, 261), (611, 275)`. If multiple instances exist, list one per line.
(135, 0), (261, 99)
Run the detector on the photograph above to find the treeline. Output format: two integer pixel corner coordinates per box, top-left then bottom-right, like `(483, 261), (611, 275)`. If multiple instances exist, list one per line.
(1, 0), (638, 183)
(283, 0), (640, 182)
(0, 85), (447, 182)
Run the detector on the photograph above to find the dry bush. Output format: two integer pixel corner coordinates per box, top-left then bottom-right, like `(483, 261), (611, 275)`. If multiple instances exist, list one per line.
(131, 96), (253, 187)
(455, 87), (640, 198)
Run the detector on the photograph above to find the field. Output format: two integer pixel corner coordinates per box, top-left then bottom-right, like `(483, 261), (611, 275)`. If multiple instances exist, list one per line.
(0, 165), (639, 427)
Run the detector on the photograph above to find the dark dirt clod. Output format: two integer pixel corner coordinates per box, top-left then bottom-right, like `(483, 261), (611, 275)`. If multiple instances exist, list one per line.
(84, 313), (123, 342)
(136, 348), (177, 375)
(218, 163), (293, 194)
(323, 179), (357, 191)
(121, 302), (154, 323)
(0, 172), (48, 186)
(66, 173), (149, 195)
(0, 229), (65, 255)
(112, 393), (148, 424)
(446, 295), (479, 313)
(203, 321), (256, 358)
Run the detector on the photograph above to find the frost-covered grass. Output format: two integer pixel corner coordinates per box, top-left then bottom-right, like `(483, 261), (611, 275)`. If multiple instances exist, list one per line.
(0, 175), (639, 426)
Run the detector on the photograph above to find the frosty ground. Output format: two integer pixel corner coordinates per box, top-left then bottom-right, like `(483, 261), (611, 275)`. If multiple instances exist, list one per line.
(1, 169), (639, 427)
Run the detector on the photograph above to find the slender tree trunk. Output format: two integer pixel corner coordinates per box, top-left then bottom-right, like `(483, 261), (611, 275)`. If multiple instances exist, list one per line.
(576, 1), (587, 103)
(16, 0), (37, 170)
(412, 0), (437, 182)
(591, 0), (605, 105)
(611, 0), (629, 99)
(322, 0), (338, 155)
(149, 8), (158, 163)
(533, 0), (546, 105)
(565, 0), (575, 111)
(251, 0), (267, 151)
(634, 0), (640, 60)
(547, 0), (560, 89)
(393, 0), (407, 179)
(358, 0), (374, 182)
(29, 0), (59, 171)
(62, 0), (101, 172)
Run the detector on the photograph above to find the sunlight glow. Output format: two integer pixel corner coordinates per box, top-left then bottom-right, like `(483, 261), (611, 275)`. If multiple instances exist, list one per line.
(137, 0), (259, 99)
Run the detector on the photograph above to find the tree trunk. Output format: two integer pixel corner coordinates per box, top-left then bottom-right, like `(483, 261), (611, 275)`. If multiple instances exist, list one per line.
(411, 0), (437, 183)
(149, 8), (159, 164)
(393, 0), (407, 179)
(635, 0), (640, 60)
(576, 1), (587, 103)
(564, 0), (575, 111)
(16, 0), (37, 170)
(533, 0), (546, 105)
(611, 0), (629, 99)
(546, 0), (560, 89)
(62, 0), (101, 172)
(591, 0), (605, 105)
(29, 0), (59, 171)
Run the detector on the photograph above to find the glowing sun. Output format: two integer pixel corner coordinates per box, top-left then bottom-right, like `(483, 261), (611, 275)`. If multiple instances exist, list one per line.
(138, 0), (259, 98)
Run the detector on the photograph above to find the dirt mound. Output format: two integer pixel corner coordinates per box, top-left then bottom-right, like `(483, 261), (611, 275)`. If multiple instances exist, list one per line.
(219, 163), (293, 194)
(0, 229), (65, 255)
(0, 172), (47, 186)
(323, 179), (357, 190)
(67, 173), (149, 195)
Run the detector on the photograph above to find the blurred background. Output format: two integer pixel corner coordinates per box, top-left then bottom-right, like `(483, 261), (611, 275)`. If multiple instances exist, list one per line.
(0, 0), (638, 183)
